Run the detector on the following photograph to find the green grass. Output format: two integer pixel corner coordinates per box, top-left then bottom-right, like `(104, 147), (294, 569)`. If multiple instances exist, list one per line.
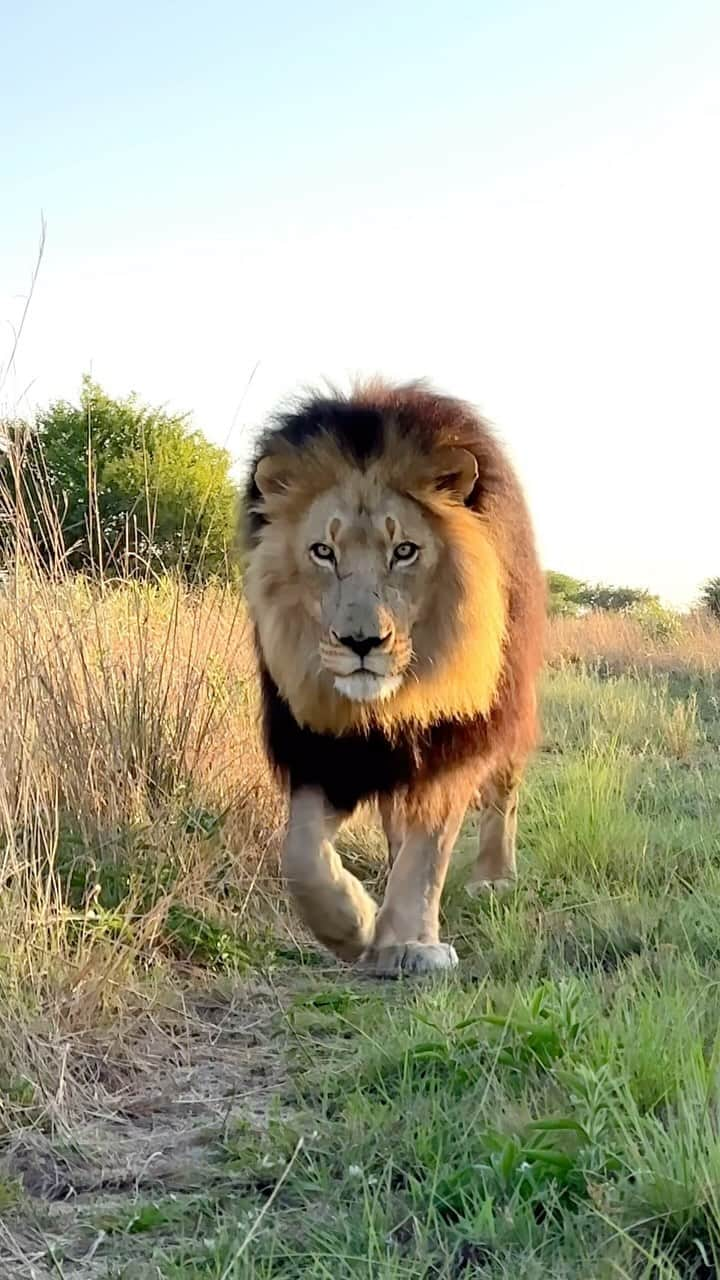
(3, 661), (720, 1278)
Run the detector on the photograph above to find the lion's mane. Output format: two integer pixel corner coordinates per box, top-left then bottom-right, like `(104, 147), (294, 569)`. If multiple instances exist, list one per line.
(243, 380), (545, 824)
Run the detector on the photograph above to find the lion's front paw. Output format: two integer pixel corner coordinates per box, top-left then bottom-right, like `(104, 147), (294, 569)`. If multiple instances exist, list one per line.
(292, 874), (377, 963)
(363, 941), (459, 979)
(465, 876), (516, 898)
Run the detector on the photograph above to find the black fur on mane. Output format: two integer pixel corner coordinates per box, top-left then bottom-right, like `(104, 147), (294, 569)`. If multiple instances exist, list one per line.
(259, 665), (494, 815)
(242, 380), (503, 548)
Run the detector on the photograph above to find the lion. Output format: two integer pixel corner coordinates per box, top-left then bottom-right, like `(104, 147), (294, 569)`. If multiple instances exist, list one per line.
(243, 380), (545, 977)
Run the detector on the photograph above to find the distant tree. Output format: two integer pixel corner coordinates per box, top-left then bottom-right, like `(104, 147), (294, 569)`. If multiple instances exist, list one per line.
(546, 571), (588, 617)
(578, 583), (655, 612)
(1, 377), (238, 579)
(544, 573), (662, 618)
(701, 577), (720, 621)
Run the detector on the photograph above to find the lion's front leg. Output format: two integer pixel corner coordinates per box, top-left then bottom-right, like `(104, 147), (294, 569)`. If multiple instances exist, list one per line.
(364, 804), (467, 978)
(282, 788), (377, 962)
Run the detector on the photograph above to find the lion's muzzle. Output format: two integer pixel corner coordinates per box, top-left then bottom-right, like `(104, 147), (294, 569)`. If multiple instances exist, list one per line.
(326, 626), (403, 702)
(318, 585), (411, 703)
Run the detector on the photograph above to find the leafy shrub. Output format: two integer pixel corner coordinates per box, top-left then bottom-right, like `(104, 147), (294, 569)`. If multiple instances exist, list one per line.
(627, 597), (682, 641)
(546, 571), (588, 617)
(1, 376), (238, 580)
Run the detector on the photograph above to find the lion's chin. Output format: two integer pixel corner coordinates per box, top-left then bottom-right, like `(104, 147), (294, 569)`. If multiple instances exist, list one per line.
(333, 672), (404, 703)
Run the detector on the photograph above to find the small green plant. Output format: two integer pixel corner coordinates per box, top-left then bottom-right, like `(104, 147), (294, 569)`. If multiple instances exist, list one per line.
(0, 1177), (22, 1212)
(163, 904), (274, 971)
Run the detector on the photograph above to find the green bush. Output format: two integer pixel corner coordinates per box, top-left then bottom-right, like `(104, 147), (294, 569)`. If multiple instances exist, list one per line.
(627, 597), (682, 641)
(1, 376), (238, 579)
(546, 571), (588, 617)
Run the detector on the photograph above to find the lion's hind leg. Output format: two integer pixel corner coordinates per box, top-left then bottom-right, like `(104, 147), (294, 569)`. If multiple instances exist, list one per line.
(379, 794), (406, 869)
(283, 789), (377, 962)
(466, 768), (520, 897)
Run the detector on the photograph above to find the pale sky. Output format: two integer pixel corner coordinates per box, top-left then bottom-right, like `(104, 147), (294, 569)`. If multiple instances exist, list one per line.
(2, 0), (719, 606)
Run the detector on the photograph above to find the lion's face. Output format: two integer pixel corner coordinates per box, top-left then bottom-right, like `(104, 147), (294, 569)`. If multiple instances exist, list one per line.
(246, 433), (507, 734)
(296, 479), (441, 703)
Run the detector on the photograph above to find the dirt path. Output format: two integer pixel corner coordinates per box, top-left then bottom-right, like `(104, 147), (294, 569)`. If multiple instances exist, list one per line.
(0, 978), (295, 1278)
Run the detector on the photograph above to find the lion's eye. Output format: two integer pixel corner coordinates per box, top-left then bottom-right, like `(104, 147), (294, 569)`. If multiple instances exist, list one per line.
(309, 542), (336, 566)
(393, 541), (419, 565)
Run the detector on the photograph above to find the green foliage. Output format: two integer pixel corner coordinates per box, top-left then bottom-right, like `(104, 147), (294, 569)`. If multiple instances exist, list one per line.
(546, 571), (588, 616)
(2, 376), (238, 578)
(627, 596), (682, 640)
(0, 1177), (22, 1212)
(50, 820), (276, 972)
(547, 570), (663, 617)
(164, 904), (272, 971)
(701, 576), (720, 621)
(580, 582), (655, 612)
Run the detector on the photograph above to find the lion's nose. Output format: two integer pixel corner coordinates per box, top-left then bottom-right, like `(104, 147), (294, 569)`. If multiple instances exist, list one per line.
(335, 632), (392, 659)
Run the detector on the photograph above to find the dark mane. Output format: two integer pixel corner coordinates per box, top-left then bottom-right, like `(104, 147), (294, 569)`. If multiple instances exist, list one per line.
(243, 380), (508, 545)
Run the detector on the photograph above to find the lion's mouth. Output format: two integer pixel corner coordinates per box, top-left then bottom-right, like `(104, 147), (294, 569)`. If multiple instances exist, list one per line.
(333, 670), (404, 703)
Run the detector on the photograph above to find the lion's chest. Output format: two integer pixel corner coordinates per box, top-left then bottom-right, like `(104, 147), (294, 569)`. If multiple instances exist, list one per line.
(260, 667), (491, 816)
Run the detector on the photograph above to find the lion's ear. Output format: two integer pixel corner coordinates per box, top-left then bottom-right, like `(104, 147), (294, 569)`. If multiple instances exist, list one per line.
(253, 453), (293, 499)
(430, 448), (478, 503)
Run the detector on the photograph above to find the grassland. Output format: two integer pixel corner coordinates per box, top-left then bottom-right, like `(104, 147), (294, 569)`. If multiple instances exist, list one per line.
(1, 576), (720, 1278)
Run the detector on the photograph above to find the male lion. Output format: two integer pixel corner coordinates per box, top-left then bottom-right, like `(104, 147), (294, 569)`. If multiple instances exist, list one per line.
(243, 380), (545, 976)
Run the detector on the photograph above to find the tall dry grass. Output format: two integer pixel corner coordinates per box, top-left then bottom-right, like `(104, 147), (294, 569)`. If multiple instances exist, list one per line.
(547, 609), (720, 676)
(0, 437), (286, 1139)
(0, 562), (286, 1135)
(0, 572), (273, 827)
